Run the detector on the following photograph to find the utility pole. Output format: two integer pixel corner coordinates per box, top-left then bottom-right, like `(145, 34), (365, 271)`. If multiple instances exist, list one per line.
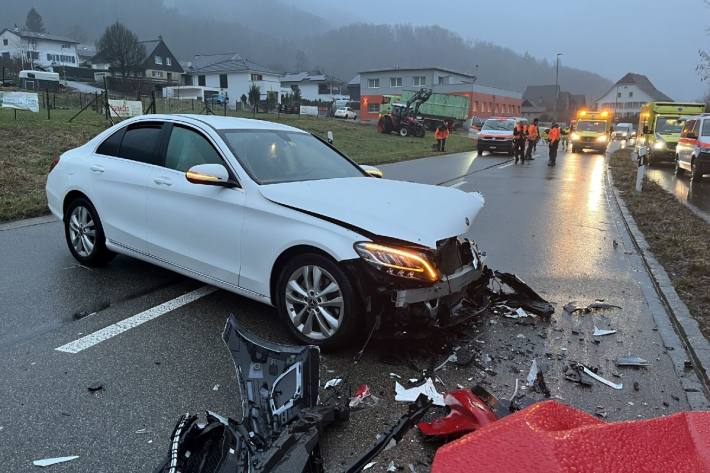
(553, 53), (562, 122)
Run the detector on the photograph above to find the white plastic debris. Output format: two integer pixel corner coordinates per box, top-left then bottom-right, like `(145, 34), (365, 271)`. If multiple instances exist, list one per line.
(593, 326), (617, 337)
(389, 373), (402, 379)
(526, 359), (540, 386)
(516, 333), (526, 339)
(387, 461), (397, 472)
(363, 461), (377, 470)
(212, 384), (220, 391)
(324, 378), (342, 389)
(582, 366), (623, 390)
(409, 378), (419, 383)
(135, 428), (148, 434)
(434, 354), (457, 371)
(394, 378), (445, 406)
(33, 456), (79, 467)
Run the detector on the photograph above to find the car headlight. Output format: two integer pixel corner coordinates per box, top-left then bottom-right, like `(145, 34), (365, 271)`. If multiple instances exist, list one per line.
(571, 133), (580, 141)
(596, 135), (608, 143)
(653, 141), (665, 150)
(354, 242), (440, 282)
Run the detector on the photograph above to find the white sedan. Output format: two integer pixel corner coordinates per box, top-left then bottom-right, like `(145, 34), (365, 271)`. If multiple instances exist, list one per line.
(46, 114), (486, 347)
(334, 107), (357, 120)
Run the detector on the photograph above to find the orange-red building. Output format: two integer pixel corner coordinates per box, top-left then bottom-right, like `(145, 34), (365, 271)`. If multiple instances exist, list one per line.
(357, 67), (523, 122)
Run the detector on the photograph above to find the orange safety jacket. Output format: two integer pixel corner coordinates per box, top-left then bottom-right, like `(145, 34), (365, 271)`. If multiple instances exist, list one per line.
(527, 124), (539, 140)
(435, 128), (449, 140)
(548, 127), (560, 142)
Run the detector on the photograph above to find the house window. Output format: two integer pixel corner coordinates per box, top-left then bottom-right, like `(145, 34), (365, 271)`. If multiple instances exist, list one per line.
(184, 75), (193, 86)
(367, 103), (380, 113)
(166, 57), (172, 66)
(154, 56), (162, 65)
(198, 75), (205, 86)
(219, 74), (228, 88)
(2, 39), (7, 46)
(367, 78), (380, 88)
(26, 51), (39, 60)
(438, 76), (449, 85)
(413, 76), (426, 86)
(389, 77), (402, 87)
(61, 43), (71, 48)
(47, 54), (52, 61)
(473, 101), (478, 111)
(251, 73), (263, 81)
(617, 91), (621, 98)
(628, 91), (633, 98)
(1, 53), (9, 58)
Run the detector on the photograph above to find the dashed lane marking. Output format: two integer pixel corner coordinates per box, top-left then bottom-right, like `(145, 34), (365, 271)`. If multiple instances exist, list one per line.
(498, 162), (514, 169)
(55, 286), (218, 354)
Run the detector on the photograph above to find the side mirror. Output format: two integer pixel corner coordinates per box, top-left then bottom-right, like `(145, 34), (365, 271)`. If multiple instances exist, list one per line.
(360, 164), (383, 178)
(643, 126), (649, 134)
(186, 163), (238, 187)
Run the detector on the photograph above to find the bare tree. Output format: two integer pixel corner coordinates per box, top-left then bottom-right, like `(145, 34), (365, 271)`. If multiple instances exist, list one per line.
(96, 22), (146, 78)
(25, 8), (45, 33)
(699, 1), (710, 81)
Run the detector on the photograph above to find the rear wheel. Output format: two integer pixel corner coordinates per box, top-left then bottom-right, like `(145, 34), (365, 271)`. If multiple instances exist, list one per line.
(64, 197), (115, 266)
(276, 253), (360, 348)
(572, 146), (581, 153)
(399, 127), (409, 137)
(477, 147), (483, 156)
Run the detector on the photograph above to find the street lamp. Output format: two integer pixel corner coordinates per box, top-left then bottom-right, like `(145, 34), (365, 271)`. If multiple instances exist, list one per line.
(553, 52), (563, 122)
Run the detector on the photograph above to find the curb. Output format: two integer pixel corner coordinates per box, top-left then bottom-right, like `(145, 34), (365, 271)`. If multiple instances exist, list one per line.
(606, 166), (710, 406)
(0, 214), (56, 231)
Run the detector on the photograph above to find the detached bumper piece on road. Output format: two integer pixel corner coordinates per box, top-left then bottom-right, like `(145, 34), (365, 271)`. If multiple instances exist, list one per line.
(155, 315), (433, 473)
(430, 400), (710, 473)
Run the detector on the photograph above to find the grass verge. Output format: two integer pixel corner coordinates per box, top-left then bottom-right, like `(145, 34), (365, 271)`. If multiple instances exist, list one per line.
(609, 147), (710, 339)
(0, 107), (475, 222)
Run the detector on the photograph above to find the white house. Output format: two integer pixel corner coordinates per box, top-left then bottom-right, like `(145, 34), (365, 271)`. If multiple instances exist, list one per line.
(280, 71), (349, 102)
(0, 28), (79, 68)
(183, 53), (281, 108)
(596, 73), (673, 118)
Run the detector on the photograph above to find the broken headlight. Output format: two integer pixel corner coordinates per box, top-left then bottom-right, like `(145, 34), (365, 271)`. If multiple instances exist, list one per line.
(354, 242), (440, 282)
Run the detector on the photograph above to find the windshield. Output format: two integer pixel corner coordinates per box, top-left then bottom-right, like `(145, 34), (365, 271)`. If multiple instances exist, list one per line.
(656, 117), (685, 134)
(222, 130), (365, 185)
(577, 120), (607, 132)
(482, 119), (515, 131)
(614, 125), (631, 132)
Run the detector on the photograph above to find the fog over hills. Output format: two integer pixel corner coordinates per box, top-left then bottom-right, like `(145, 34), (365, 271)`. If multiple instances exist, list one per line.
(1, 0), (612, 97)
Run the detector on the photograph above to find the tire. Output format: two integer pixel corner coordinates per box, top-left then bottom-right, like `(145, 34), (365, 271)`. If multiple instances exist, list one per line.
(674, 156), (683, 176)
(572, 146), (580, 153)
(64, 197), (115, 266)
(275, 253), (360, 348)
(477, 147), (483, 156)
(691, 160), (703, 181)
(399, 127), (409, 137)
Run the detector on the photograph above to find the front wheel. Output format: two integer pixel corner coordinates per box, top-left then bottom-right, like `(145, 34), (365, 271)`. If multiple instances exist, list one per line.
(691, 160), (703, 181)
(276, 253), (360, 348)
(399, 127), (409, 137)
(64, 197), (115, 266)
(674, 157), (684, 176)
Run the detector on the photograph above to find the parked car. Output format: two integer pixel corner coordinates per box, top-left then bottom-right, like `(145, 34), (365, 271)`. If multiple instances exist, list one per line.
(476, 117), (519, 155)
(334, 107), (357, 120)
(46, 115), (487, 347)
(675, 113), (710, 181)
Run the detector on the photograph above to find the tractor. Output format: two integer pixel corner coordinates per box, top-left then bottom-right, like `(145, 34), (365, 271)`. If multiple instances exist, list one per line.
(377, 88), (432, 138)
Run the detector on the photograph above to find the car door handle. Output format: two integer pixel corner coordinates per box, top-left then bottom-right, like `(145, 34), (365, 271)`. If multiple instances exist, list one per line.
(153, 177), (173, 186)
(89, 165), (104, 173)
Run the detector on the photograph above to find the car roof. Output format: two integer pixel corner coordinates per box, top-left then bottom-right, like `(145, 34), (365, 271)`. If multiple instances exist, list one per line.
(130, 114), (307, 133)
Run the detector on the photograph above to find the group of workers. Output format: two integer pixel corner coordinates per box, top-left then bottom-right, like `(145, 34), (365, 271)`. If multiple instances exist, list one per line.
(513, 118), (562, 166)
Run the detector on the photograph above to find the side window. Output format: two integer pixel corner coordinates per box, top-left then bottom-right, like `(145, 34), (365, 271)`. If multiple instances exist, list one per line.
(96, 128), (125, 157)
(691, 120), (700, 138)
(683, 120), (696, 138)
(702, 120), (710, 137)
(164, 125), (224, 172)
(117, 123), (164, 165)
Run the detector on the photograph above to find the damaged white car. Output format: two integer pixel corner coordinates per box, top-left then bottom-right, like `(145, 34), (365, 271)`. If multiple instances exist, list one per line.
(46, 114), (488, 347)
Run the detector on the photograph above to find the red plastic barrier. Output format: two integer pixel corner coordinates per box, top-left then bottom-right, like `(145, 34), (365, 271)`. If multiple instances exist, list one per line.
(418, 389), (497, 437)
(432, 400), (710, 473)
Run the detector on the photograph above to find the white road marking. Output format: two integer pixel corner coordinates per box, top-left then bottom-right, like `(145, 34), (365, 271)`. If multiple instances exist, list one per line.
(55, 286), (217, 354)
(499, 162), (514, 169)
(451, 181), (467, 188)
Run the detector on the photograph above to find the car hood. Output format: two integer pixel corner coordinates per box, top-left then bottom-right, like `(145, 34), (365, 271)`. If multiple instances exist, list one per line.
(259, 177), (484, 248)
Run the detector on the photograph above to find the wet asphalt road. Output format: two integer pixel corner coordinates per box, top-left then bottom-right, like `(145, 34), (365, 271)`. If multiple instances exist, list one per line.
(1, 145), (708, 472)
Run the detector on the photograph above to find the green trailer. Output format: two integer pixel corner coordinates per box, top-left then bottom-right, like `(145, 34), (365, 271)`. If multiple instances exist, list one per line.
(399, 90), (470, 130)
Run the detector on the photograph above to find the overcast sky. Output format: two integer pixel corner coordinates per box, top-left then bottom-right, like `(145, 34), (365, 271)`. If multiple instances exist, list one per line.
(292, 0), (709, 100)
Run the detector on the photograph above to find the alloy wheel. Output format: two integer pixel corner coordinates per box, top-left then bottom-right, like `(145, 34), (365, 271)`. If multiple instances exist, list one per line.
(68, 205), (96, 257)
(284, 265), (344, 340)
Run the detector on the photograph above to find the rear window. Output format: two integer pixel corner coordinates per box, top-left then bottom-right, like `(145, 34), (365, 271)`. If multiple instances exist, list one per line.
(116, 123), (164, 165)
(96, 128), (125, 157)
